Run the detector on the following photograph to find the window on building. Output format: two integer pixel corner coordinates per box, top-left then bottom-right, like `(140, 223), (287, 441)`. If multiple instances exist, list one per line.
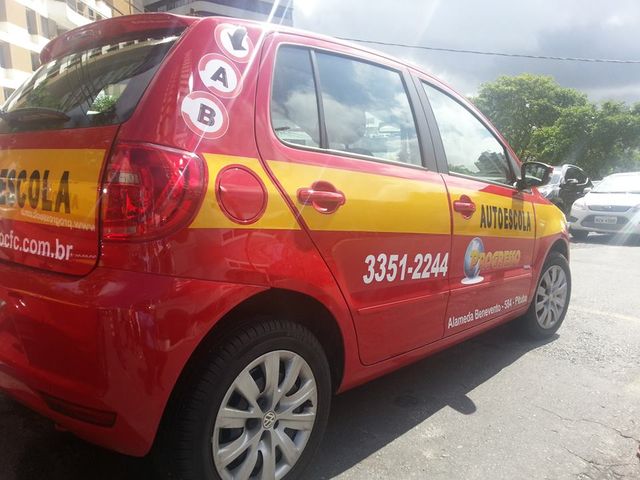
(271, 46), (320, 148)
(26, 9), (38, 35)
(0, 43), (11, 69)
(40, 17), (51, 38)
(423, 82), (514, 185)
(315, 52), (421, 165)
(30, 52), (40, 71)
(0, 0), (7, 22)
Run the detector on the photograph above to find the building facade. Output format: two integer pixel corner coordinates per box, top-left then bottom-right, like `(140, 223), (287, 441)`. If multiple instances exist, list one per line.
(0, 0), (143, 103)
(143, 0), (293, 25)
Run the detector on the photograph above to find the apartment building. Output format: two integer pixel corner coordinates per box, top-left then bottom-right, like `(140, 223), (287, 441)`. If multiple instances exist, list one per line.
(0, 0), (142, 104)
(143, 0), (293, 25)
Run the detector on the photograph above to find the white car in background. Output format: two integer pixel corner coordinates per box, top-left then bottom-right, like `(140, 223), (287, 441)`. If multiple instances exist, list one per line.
(568, 172), (640, 240)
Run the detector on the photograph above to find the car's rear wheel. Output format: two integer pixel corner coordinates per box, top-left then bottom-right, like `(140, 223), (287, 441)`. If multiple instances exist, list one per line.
(158, 319), (331, 480)
(519, 251), (571, 339)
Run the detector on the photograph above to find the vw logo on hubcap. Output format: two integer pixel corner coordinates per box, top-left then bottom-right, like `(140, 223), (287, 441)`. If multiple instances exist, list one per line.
(263, 411), (277, 429)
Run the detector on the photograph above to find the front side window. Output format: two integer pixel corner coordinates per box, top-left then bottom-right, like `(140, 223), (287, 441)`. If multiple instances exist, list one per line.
(271, 46), (320, 148)
(315, 52), (420, 166)
(565, 167), (587, 184)
(423, 83), (513, 185)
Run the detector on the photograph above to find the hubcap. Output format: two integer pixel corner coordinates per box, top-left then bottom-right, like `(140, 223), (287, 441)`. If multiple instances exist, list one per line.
(535, 265), (568, 329)
(212, 350), (318, 480)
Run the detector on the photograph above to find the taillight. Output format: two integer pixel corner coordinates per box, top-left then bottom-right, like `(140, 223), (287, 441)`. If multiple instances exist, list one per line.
(101, 142), (207, 241)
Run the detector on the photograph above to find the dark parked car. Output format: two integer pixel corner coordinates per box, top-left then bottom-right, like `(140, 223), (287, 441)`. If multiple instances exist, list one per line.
(538, 164), (592, 214)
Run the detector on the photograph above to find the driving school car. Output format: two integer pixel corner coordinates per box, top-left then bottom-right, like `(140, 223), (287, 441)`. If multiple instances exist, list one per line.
(0, 13), (570, 480)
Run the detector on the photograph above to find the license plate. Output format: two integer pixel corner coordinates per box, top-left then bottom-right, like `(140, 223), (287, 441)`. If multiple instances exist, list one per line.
(594, 216), (617, 224)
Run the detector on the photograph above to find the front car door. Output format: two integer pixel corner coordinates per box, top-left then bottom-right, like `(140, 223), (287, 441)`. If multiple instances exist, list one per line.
(255, 36), (452, 365)
(560, 166), (590, 212)
(417, 78), (536, 336)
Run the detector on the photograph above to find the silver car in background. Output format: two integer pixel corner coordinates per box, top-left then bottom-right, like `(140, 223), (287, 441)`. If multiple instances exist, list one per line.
(568, 172), (640, 240)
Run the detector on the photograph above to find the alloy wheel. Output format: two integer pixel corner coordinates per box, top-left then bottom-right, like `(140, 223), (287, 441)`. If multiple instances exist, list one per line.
(212, 350), (318, 480)
(535, 265), (568, 329)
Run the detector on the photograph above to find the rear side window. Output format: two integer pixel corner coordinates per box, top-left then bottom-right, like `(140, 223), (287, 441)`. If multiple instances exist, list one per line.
(271, 46), (320, 148)
(315, 52), (420, 166)
(0, 35), (179, 133)
(423, 82), (514, 185)
(270, 45), (421, 166)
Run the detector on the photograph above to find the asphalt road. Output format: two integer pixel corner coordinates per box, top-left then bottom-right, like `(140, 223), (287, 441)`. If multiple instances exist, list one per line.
(2, 235), (640, 480)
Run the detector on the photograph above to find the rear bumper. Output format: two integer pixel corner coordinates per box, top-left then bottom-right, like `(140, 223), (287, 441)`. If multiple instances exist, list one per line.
(0, 264), (265, 456)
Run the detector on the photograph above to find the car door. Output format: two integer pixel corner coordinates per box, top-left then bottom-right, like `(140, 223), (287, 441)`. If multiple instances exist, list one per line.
(561, 166), (590, 211)
(416, 78), (537, 336)
(255, 36), (452, 365)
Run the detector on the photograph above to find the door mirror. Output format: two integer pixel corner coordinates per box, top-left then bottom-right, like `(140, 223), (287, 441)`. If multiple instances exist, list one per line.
(517, 161), (553, 190)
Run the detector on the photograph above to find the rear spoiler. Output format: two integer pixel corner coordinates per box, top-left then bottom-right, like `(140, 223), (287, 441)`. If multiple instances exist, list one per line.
(40, 13), (197, 63)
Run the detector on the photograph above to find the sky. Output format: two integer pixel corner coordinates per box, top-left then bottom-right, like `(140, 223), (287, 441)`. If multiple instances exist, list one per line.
(291, 0), (640, 104)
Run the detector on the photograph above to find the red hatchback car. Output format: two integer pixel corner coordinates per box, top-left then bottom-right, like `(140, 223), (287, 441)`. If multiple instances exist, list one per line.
(0, 13), (570, 480)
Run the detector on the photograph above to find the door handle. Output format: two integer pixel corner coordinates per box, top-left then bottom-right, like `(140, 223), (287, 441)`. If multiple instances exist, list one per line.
(453, 195), (476, 219)
(297, 181), (345, 214)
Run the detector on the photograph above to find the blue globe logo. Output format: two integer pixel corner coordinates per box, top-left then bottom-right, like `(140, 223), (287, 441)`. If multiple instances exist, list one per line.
(462, 237), (484, 284)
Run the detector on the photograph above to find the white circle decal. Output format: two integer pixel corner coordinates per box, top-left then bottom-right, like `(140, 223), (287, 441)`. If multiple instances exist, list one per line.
(180, 91), (229, 140)
(198, 54), (243, 98)
(215, 23), (254, 63)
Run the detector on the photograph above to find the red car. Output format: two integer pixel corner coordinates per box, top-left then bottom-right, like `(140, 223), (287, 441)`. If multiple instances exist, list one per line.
(0, 13), (570, 480)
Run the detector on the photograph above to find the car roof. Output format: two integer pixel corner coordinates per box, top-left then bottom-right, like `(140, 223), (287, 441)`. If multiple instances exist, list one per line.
(43, 13), (438, 83)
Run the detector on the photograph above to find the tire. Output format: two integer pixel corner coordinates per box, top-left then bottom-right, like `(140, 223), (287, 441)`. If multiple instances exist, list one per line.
(156, 318), (332, 480)
(570, 228), (588, 240)
(519, 251), (571, 340)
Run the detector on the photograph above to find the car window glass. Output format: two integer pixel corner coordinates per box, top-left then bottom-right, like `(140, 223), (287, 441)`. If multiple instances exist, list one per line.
(271, 46), (320, 148)
(0, 35), (180, 133)
(565, 168), (578, 181)
(315, 52), (421, 166)
(422, 83), (513, 185)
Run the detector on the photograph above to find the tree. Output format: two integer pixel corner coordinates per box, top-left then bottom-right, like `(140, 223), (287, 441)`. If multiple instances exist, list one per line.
(473, 74), (587, 161)
(529, 102), (640, 177)
(473, 74), (640, 177)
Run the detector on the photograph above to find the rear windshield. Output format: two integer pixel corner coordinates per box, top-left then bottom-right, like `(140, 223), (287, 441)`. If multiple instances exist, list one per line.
(0, 35), (180, 133)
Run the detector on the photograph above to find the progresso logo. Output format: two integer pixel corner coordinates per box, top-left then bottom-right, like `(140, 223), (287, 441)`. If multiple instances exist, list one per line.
(462, 237), (521, 285)
(462, 237), (485, 285)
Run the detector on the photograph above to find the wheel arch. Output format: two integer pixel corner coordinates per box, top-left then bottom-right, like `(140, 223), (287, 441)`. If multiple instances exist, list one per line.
(548, 237), (569, 260)
(206, 288), (347, 392)
(156, 288), (347, 442)
(528, 234), (570, 302)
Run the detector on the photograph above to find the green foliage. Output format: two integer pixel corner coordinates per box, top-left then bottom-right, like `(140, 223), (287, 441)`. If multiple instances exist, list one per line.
(91, 94), (117, 114)
(24, 84), (62, 110)
(473, 74), (640, 177)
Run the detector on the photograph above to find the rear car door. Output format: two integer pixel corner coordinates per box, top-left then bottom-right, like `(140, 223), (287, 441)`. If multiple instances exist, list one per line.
(255, 36), (452, 365)
(417, 79), (536, 335)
